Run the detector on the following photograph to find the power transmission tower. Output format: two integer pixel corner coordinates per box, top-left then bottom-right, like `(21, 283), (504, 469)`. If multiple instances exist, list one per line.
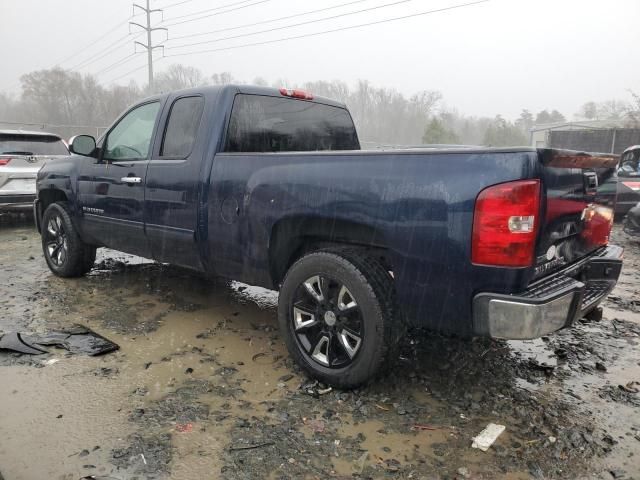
(130, 0), (167, 90)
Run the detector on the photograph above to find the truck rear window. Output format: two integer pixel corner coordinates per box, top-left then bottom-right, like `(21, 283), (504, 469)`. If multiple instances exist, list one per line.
(0, 134), (68, 156)
(224, 94), (359, 153)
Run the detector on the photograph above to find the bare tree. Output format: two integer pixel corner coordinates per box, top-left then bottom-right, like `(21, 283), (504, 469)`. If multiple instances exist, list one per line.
(154, 64), (205, 93)
(210, 72), (236, 85)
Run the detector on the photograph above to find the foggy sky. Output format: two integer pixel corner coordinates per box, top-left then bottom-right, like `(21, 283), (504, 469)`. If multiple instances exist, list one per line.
(1, 0), (639, 119)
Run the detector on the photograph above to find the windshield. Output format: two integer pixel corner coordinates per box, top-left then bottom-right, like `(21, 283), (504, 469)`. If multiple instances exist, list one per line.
(0, 134), (68, 155)
(620, 149), (640, 174)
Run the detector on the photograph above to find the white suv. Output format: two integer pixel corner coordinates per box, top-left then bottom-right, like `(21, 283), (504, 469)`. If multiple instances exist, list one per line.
(0, 130), (69, 211)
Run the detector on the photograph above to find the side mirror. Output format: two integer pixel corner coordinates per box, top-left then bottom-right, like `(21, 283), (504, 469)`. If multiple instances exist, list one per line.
(69, 135), (97, 156)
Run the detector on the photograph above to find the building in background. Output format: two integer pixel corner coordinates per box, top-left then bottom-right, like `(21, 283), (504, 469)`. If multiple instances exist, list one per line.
(530, 120), (640, 154)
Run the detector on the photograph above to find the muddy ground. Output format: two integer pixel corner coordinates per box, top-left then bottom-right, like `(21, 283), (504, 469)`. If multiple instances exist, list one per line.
(0, 214), (639, 480)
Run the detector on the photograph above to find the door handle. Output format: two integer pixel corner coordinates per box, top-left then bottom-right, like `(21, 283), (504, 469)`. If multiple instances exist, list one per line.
(121, 176), (142, 184)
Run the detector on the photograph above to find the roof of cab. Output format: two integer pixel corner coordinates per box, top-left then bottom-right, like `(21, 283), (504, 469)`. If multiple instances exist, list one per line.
(145, 84), (348, 109)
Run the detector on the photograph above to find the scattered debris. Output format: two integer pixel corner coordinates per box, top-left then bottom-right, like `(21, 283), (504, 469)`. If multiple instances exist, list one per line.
(471, 423), (506, 451)
(0, 326), (118, 356)
(410, 424), (439, 431)
(0, 332), (48, 355)
(354, 452), (369, 474)
(251, 352), (280, 364)
(175, 423), (193, 433)
(79, 476), (121, 480)
(228, 441), (274, 452)
(457, 466), (471, 478)
(304, 418), (325, 433)
(619, 381), (640, 394)
(595, 362), (608, 372)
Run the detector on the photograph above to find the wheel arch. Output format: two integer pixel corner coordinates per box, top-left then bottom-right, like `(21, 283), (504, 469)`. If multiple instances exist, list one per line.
(36, 189), (69, 232)
(268, 215), (394, 287)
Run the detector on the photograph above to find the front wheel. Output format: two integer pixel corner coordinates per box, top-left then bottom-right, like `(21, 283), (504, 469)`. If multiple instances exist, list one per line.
(41, 202), (96, 277)
(278, 249), (402, 389)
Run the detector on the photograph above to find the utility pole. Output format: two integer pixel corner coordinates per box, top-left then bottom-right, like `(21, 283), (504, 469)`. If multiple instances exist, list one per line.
(130, 0), (167, 90)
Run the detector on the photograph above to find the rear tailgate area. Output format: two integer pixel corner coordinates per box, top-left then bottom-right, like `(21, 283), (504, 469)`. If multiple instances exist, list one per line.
(473, 149), (623, 339)
(534, 149), (618, 278)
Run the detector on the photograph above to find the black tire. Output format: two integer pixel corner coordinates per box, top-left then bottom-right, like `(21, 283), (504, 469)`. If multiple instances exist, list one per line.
(41, 202), (96, 277)
(278, 248), (403, 389)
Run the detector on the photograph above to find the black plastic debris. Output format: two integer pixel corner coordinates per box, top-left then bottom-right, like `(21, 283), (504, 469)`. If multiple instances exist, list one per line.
(0, 332), (48, 355)
(79, 476), (122, 480)
(0, 325), (118, 356)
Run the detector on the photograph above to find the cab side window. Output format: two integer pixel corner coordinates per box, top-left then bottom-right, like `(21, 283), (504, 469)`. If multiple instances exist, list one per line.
(104, 102), (160, 161)
(161, 96), (204, 158)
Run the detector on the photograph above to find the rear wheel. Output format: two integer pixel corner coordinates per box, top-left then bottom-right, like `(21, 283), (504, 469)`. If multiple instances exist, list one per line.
(41, 202), (96, 277)
(278, 249), (402, 389)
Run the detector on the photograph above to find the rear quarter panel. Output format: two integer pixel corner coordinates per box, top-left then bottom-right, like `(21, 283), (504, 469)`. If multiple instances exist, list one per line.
(206, 149), (538, 335)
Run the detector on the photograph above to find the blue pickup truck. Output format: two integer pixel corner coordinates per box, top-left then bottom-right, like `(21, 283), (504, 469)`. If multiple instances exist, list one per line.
(35, 85), (623, 387)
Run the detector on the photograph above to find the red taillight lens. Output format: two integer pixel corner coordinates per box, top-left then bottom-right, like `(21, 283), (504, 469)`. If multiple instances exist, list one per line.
(279, 87), (313, 100)
(0, 158), (11, 166)
(472, 179), (541, 267)
(580, 204), (614, 247)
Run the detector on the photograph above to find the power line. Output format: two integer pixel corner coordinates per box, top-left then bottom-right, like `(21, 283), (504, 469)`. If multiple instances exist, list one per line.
(94, 53), (138, 76)
(161, 0), (259, 22)
(169, 0), (372, 42)
(105, 58), (159, 84)
(68, 32), (141, 71)
(164, 0), (489, 58)
(52, 18), (131, 67)
(162, 0), (273, 27)
(158, 0), (199, 9)
(5, 13), (136, 92)
(167, 0), (416, 50)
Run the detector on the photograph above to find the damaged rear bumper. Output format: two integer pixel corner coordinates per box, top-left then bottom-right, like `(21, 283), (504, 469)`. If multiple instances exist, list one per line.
(473, 245), (623, 340)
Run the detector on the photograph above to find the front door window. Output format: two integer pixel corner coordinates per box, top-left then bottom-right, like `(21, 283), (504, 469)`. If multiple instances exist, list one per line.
(104, 102), (160, 161)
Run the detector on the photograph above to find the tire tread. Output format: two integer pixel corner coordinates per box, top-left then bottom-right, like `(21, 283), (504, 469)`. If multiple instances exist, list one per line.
(41, 201), (96, 278)
(279, 247), (405, 388)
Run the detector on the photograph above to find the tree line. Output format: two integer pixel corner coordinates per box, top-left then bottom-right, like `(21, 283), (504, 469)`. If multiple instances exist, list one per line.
(0, 64), (638, 146)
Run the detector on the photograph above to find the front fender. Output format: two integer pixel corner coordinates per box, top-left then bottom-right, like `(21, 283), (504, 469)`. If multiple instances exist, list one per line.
(36, 155), (84, 212)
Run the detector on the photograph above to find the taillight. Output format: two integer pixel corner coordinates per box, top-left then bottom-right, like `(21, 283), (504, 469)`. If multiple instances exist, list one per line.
(472, 179), (541, 267)
(279, 87), (313, 100)
(580, 204), (614, 247)
(0, 158), (11, 166)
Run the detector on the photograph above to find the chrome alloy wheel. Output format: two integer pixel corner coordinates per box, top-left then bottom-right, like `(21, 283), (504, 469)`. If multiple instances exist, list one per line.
(44, 214), (68, 266)
(290, 275), (363, 368)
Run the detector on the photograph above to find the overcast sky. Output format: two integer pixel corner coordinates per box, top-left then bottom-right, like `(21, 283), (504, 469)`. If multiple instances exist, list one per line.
(1, 0), (638, 119)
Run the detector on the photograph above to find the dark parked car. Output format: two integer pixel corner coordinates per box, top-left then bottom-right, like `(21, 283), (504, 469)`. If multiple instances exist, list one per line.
(615, 145), (640, 216)
(623, 201), (640, 237)
(34, 85), (623, 387)
(0, 130), (69, 211)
